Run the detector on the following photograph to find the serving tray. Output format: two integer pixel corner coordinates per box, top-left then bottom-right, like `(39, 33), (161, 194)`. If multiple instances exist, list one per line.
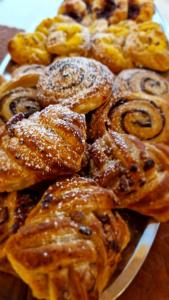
(0, 4), (168, 300)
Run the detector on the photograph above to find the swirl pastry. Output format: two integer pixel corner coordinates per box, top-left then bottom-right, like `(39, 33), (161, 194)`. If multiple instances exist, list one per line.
(37, 57), (114, 114)
(8, 32), (51, 65)
(89, 92), (169, 144)
(11, 64), (45, 79)
(46, 21), (90, 56)
(89, 131), (169, 221)
(35, 15), (74, 36)
(128, 0), (154, 22)
(6, 176), (130, 300)
(0, 87), (41, 122)
(0, 105), (86, 192)
(124, 21), (169, 72)
(113, 69), (169, 100)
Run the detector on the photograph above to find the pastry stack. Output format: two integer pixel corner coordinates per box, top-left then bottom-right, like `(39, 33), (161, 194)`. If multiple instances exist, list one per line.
(0, 0), (169, 300)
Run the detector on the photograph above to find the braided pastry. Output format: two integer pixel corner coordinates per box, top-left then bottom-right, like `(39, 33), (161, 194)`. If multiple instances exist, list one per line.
(0, 87), (41, 122)
(46, 21), (90, 56)
(35, 15), (74, 36)
(89, 131), (169, 221)
(37, 57), (114, 113)
(113, 69), (169, 100)
(0, 105), (86, 192)
(124, 21), (169, 72)
(89, 92), (169, 144)
(8, 32), (51, 65)
(6, 176), (130, 300)
(128, 0), (154, 22)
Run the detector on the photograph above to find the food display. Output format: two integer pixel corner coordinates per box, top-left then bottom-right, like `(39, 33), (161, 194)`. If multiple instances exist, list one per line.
(0, 0), (169, 299)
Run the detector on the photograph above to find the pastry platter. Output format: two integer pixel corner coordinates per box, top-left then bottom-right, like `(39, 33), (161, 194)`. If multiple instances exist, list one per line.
(0, 2), (168, 300)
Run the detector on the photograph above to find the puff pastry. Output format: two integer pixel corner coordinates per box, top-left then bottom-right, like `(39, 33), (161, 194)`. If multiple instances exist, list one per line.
(0, 105), (86, 192)
(37, 57), (114, 113)
(89, 130), (169, 221)
(6, 176), (130, 300)
(113, 69), (169, 100)
(46, 21), (90, 56)
(89, 92), (169, 144)
(8, 32), (51, 65)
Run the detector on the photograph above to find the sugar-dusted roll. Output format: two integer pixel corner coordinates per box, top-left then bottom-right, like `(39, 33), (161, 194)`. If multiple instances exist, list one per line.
(113, 69), (169, 100)
(37, 57), (114, 114)
(6, 176), (130, 300)
(89, 92), (169, 144)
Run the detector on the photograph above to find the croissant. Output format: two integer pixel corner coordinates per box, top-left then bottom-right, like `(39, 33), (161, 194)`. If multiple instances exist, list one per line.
(0, 189), (41, 275)
(113, 69), (169, 100)
(0, 105), (86, 192)
(37, 57), (114, 114)
(89, 130), (169, 221)
(128, 0), (154, 22)
(46, 21), (90, 57)
(89, 91), (169, 144)
(6, 176), (130, 300)
(8, 32), (51, 65)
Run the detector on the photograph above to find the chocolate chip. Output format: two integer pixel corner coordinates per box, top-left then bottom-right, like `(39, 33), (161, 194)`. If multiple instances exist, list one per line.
(130, 164), (138, 173)
(128, 4), (140, 19)
(108, 240), (120, 253)
(98, 214), (110, 224)
(79, 225), (92, 236)
(143, 159), (155, 171)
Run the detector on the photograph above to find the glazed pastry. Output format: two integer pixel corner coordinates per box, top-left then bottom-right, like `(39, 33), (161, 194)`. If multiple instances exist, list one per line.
(89, 130), (169, 221)
(124, 21), (169, 72)
(0, 105), (86, 192)
(46, 21), (90, 56)
(11, 64), (45, 79)
(90, 21), (136, 73)
(35, 15), (75, 36)
(89, 92), (169, 144)
(128, 0), (154, 22)
(0, 189), (41, 275)
(37, 57), (114, 113)
(113, 69), (169, 100)
(0, 87), (41, 122)
(8, 32), (51, 65)
(6, 176), (130, 300)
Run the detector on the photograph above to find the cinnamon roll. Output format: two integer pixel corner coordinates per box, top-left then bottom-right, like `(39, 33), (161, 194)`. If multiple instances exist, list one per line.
(128, 0), (154, 22)
(113, 69), (169, 100)
(89, 131), (169, 221)
(8, 32), (51, 65)
(89, 92), (169, 144)
(11, 64), (45, 79)
(46, 21), (90, 56)
(124, 21), (169, 72)
(37, 57), (114, 114)
(6, 176), (130, 300)
(0, 87), (41, 122)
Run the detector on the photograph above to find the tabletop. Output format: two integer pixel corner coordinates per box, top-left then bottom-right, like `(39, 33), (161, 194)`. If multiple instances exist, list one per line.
(0, 1), (169, 300)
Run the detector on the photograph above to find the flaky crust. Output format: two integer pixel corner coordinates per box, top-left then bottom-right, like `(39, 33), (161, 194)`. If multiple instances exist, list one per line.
(89, 130), (169, 221)
(6, 176), (130, 300)
(89, 92), (169, 144)
(113, 69), (169, 100)
(0, 105), (86, 192)
(37, 57), (114, 114)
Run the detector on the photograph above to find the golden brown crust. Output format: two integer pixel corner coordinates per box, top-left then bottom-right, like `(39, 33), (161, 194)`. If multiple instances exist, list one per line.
(11, 64), (45, 79)
(0, 105), (86, 192)
(6, 176), (130, 300)
(113, 69), (169, 100)
(89, 92), (169, 144)
(128, 0), (154, 22)
(37, 57), (114, 114)
(89, 130), (169, 221)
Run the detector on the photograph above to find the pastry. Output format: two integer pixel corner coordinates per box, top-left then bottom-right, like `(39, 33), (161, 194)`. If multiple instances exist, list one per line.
(89, 130), (169, 221)
(89, 92), (169, 143)
(35, 15), (74, 36)
(8, 32), (51, 65)
(128, 0), (154, 22)
(113, 69), (169, 100)
(124, 21), (169, 72)
(58, 0), (89, 24)
(0, 76), (5, 86)
(6, 176), (130, 300)
(0, 105), (86, 192)
(0, 87), (41, 122)
(11, 64), (45, 79)
(46, 21), (90, 56)
(37, 57), (114, 113)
